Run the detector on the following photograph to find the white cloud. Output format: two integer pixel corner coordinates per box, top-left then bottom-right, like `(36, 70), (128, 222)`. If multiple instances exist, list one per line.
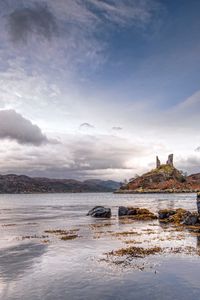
(0, 133), (153, 180)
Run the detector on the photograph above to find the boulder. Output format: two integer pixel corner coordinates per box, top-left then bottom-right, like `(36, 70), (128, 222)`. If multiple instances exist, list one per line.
(87, 206), (111, 218)
(118, 206), (129, 216)
(158, 209), (176, 219)
(182, 212), (199, 226)
(118, 207), (157, 220)
(118, 206), (137, 216)
(197, 193), (200, 213)
(197, 201), (200, 214)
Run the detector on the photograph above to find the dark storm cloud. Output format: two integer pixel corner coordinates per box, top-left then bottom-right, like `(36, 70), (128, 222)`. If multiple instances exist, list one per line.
(0, 110), (48, 146)
(7, 3), (57, 43)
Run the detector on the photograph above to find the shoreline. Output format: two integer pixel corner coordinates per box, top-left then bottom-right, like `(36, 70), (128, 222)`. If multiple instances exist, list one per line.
(114, 190), (199, 194)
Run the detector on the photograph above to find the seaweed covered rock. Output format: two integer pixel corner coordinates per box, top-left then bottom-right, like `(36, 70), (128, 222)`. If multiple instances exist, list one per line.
(118, 207), (157, 220)
(158, 208), (188, 224)
(87, 206), (111, 218)
(158, 209), (176, 219)
(118, 206), (136, 216)
(108, 246), (162, 258)
(158, 208), (200, 226)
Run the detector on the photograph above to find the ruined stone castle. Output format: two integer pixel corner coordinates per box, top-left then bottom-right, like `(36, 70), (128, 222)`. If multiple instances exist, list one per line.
(156, 154), (174, 168)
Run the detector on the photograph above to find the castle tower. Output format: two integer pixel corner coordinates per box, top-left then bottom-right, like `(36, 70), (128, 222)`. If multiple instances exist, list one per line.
(166, 154), (173, 166)
(156, 156), (161, 168)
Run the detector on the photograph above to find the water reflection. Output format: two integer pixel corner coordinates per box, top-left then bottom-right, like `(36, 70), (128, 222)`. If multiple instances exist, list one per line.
(0, 193), (199, 300)
(0, 243), (47, 282)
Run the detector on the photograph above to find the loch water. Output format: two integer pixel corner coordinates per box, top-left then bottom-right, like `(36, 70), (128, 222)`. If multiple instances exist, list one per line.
(0, 193), (200, 300)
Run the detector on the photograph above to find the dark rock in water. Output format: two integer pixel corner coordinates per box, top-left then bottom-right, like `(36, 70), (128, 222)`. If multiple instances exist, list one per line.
(118, 206), (128, 216)
(197, 201), (200, 214)
(158, 209), (176, 219)
(127, 209), (137, 215)
(159, 208), (190, 224)
(87, 206), (111, 218)
(118, 206), (137, 216)
(182, 212), (199, 226)
(118, 207), (157, 220)
(197, 193), (200, 213)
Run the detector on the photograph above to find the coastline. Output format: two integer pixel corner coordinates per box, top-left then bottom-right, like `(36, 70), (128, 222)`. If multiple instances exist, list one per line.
(114, 190), (200, 194)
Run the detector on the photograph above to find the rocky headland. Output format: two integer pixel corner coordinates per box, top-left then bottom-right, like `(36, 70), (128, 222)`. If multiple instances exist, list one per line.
(116, 154), (200, 193)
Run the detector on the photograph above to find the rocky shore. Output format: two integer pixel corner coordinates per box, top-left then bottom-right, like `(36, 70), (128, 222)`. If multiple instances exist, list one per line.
(87, 194), (200, 226)
(85, 193), (200, 268)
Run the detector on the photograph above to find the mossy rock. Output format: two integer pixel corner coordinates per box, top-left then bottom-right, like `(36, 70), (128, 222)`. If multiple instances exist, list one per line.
(118, 207), (157, 220)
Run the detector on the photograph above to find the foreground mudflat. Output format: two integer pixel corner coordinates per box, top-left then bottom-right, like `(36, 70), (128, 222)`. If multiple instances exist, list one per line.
(0, 193), (200, 300)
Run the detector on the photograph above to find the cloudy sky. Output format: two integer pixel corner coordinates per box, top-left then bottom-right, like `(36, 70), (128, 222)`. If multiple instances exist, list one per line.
(0, 0), (200, 180)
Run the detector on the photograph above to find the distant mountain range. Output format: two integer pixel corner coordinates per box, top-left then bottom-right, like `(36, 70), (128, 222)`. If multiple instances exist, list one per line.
(0, 174), (121, 193)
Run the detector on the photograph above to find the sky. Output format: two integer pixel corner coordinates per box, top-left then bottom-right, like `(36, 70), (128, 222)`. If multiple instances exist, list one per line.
(0, 0), (200, 181)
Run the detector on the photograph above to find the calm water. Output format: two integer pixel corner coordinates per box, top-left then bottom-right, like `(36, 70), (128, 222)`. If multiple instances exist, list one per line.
(0, 193), (200, 300)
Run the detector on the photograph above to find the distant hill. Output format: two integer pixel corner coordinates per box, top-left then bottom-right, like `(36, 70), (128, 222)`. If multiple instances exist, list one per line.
(0, 174), (121, 194)
(117, 163), (200, 194)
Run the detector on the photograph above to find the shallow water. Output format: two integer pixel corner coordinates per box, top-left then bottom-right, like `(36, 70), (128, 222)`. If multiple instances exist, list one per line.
(0, 193), (200, 300)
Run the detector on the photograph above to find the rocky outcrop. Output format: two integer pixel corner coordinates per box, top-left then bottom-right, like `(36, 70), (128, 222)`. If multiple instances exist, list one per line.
(87, 206), (111, 218)
(116, 154), (200, 193)
(118, 163), (188, 193)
